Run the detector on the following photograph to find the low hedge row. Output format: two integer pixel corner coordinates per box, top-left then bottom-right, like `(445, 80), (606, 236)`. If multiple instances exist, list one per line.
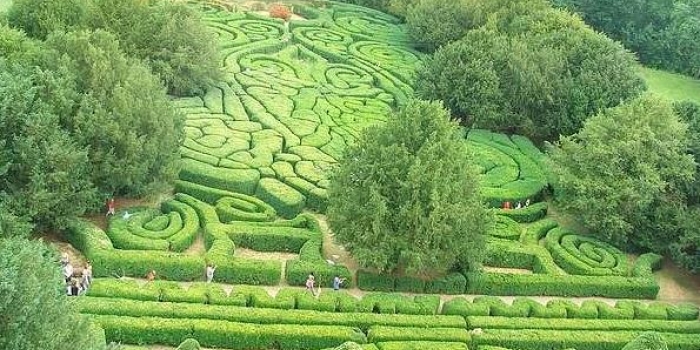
(367, 326), (470, 343)
(93, 314), (367, 349)
(376, 342), (468, 350)
(466, 316), (700, 333)
(492, 202), (548, 223)
(357, 270), (466, 295)
(175, 179), (278, 222)
(107, 208), (171, 251)
(179, 158), (260, 195)
(76, 296), (466, 330)
(471, 329), (700, 350)
(464, 272), (659, 299)
(442, 296), (699, 321)
(83, 279), (448, 316)
(443, 297), (698, 321)
(221, 223), (318, 252)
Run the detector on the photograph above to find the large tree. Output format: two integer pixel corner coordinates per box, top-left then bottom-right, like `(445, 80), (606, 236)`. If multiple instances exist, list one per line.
(327, 99), (491, 275)
(0, 237), (106, 350)
(416, 9), (645, 141)
(548, 96), (696, 248)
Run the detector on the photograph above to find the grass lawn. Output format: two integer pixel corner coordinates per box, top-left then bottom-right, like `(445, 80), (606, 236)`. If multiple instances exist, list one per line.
(638, 66), (700, 104)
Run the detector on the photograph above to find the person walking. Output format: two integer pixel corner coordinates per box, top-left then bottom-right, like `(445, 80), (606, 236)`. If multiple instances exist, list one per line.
(106, 197), (116, 216)
(81, 262), (93, 290)
(305, 273), (317, 296)
(206, 263), (216, 283)
(333, 275), (346, 291)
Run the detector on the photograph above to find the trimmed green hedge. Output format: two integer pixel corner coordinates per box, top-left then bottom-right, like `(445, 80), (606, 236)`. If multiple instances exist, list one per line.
(466, 316), (700, 333)
(443, 297), (693, 321)
(93, 314), (367, 349)
(368, 326), (470, 343)
(179, 158), (260, 195)
(77, 296), (466, 330)
(545, 228), (628, 276)
(376, 342), (469, 350)
(255, 178), (306, 218)
(465, 272), (659, 299)
(471, 329), (700, 350)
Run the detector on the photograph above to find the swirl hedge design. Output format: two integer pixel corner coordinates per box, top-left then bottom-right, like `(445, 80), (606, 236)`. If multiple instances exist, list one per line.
(545, 227), (629, 276)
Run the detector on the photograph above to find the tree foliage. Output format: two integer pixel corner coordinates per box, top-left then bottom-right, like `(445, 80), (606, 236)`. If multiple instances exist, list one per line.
(327, 100), (491, 275)
(416, 4), (645, 141)
(87, 0), (221, 95)
(548, 96), (696, 248)
(0, 237), (105, 350)
(557, 0), (700, 78)
(406, 0), (486, 52)
(6, 0), (88, 39)
(6, 0), (220, 95)
(43, 30), (184, 195)
(0, 27), (183, 230)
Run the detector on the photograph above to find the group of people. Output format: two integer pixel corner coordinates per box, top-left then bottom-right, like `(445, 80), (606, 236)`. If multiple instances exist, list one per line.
(502, 198), (531, 210)
(61, 254), (92, 296)
(305, 273), (346, 296)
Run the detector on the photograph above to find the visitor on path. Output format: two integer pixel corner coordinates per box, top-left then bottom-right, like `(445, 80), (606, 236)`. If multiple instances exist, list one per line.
(62, 260), (74, 283)
(525, 199), (531, 207)
(306, 273), (317, 296)
(106, 198), (116, 217)
(67, 279), (82, 296)
(515, 202), (522, 209)
(146, 269), (157, 282)
(333, 275), (346, 291)
(206, 264), (216, 283)
(81, 262), (93, 290)
(502, 201), (511, 210)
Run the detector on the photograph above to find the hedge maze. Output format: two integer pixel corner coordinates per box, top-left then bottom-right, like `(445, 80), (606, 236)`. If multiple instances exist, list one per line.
(62, 2), (700, 349)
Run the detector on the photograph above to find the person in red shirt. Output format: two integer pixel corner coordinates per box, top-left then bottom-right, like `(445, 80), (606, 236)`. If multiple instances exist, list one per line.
(502, 201), (511, 210)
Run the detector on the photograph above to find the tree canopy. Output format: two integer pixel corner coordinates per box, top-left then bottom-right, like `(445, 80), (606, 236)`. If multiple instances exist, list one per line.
(327, 99), (491, 275)
(6, 0), (220, 95)
(416, 5), (645, 141)
(0, 237), (105, 350)
(556, 0), (700, 78)
(0, 27), (183, 230)
(548, 95), (696, 248)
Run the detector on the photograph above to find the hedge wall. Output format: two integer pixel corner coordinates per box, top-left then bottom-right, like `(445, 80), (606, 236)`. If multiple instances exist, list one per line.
(77, 296), (466, 331)
(93, 314), (367, 349)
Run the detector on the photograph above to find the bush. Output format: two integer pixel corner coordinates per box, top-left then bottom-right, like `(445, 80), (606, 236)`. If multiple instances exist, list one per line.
(465, 272), (659, 298)
(357, 270), (396, 292)
(406, 0), (484, 52)
(377, 342), (468, 350)
(424, 273), (467, 295)
(465, 316), (700, 333)
(545, 227), (628, 276)
(493, 202), (548, 223)
(367, 326), (470, 343)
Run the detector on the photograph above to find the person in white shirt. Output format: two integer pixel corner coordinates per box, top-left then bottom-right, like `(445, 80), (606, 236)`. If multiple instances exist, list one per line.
(206, 264), (216, 283)
(62, 261), (74, 283)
